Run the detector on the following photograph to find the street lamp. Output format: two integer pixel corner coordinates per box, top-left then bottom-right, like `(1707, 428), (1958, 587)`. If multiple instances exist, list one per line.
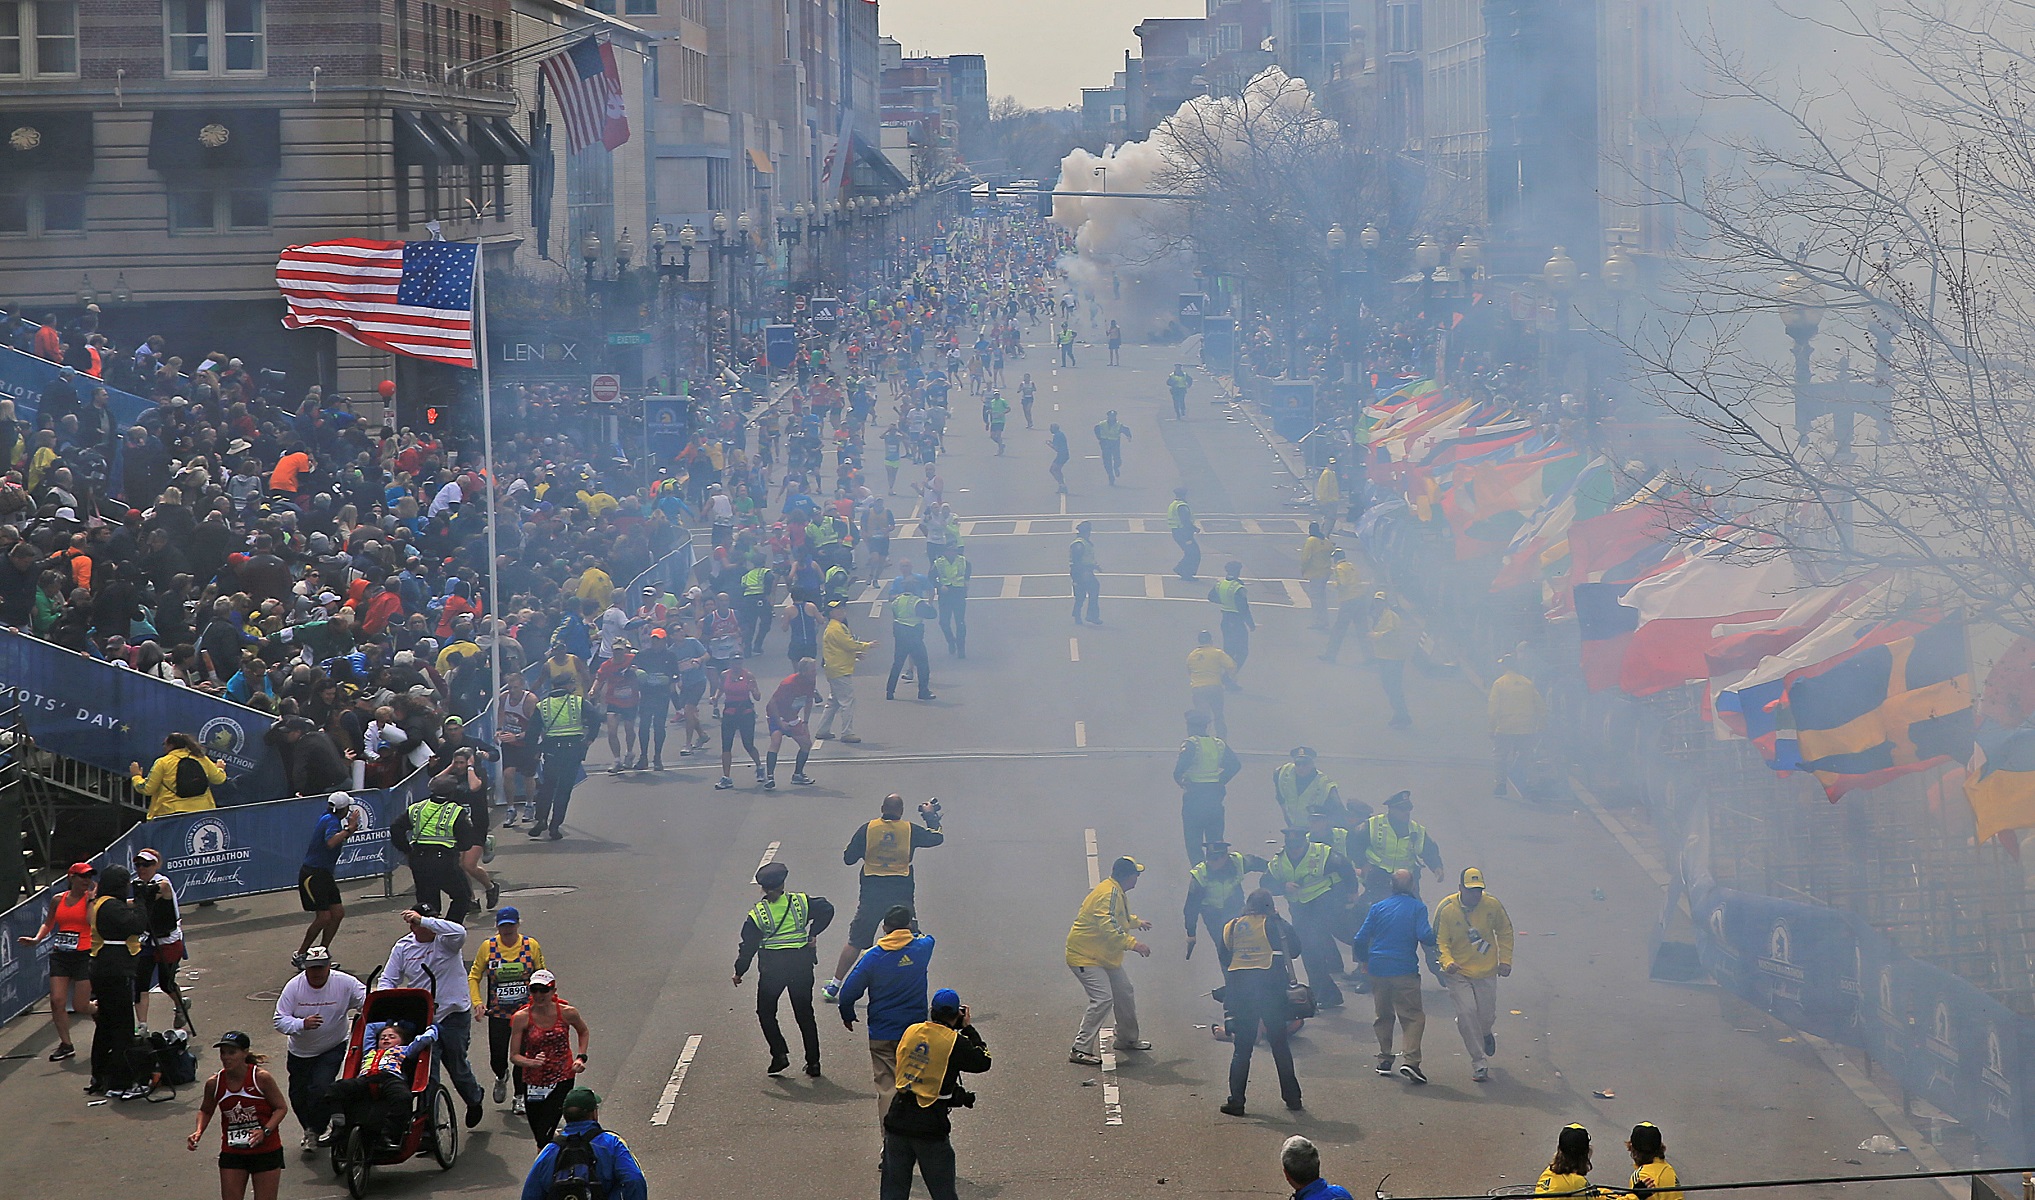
(111, 272), (131, 305)
(615, 227), (635, 271)
(1413, 234), (1443, 274)
(1359, 223), (1380, 252)
(1453, 235), (1483, 281)
(581, 229), (602, 292)
(1325, 223), (1348, 253)
(78, 274), (96, 307)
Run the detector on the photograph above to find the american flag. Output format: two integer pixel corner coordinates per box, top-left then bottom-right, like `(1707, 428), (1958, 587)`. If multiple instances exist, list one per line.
(277, 239), (478, 368)
(540, 36), (631, 154)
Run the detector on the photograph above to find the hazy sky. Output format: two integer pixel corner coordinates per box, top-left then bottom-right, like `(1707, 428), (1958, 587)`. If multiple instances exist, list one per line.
(878, 0), (1204, 109)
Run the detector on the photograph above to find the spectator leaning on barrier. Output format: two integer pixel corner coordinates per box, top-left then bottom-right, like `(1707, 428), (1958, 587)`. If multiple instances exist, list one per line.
(131, 731), (226, 819)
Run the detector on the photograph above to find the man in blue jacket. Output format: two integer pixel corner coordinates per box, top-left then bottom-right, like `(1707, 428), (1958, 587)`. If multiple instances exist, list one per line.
(1281, 1135), (1355, 1200)
(519, 1088), (647, 1200)
(838, 904), (934, 1122)
(1350, 868), (1439, 1085)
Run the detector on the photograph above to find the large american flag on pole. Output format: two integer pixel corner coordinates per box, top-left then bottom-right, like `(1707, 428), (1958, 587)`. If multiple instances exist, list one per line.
(539, 36), (631, 154)
(277, 239), (478, 368)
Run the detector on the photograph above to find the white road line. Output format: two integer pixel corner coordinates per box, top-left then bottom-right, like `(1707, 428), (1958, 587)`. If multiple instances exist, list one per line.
(1281, 578), (1310, 607)
(1074, 721), (1087, 747)
(1000, 574), (1022, 599)
(757, 841), (781, 869)
(1069, 637), (1081, 662)
(650, 1034), (703, 1126)
(1144, 574), (1164, 599)
(1084, 827), (1100, 886)
(1059, 492), (1068, 515)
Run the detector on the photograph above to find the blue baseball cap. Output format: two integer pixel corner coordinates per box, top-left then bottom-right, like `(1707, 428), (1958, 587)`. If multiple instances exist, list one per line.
(930, 988), (961, 1014)
(495, 906), (520, 925)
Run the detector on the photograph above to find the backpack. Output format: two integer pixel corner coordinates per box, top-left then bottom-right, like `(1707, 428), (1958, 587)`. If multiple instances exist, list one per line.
(173, 754), (210, 798)
(545, 1127), (605, 1200)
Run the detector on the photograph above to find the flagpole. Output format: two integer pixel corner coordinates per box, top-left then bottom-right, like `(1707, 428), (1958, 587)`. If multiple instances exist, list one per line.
(474, 251), (504, 707)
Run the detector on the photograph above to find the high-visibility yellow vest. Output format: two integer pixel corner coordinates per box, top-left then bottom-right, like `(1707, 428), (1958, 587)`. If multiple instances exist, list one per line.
(935, 557), (969, 589)
(742, 567), (771, 597)
(1167, 500), (1191, 531)
(812, 518), (841, 548)
(1223, 913), (1276, 971)
(750, 892), (812, 951)
(1214, 579), (1245, 613)
(1365, 813), (1428, 873)
(1268, 841), (1335, 903)
(1311, 826), (1350, 862)
(1180, 735), (1226, 783)
(1190, 852), (1250, 912)
(1274, 763), (1332, 829)
(862, 819), (914, 877)
(536, 693), (589, 739)
(407, 799), (461, 849)
(891, 594), (924, 627)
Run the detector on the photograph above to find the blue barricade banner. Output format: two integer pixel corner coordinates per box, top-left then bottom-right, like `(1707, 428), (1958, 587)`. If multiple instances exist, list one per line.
(1695, 886), (1862, 1043)
(0, 344), (151, 428)
(0, 626), (286, 804)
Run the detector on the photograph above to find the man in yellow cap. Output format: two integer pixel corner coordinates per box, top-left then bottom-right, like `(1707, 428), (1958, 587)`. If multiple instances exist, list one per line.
(1065, 855), (1152, 1066)
(1487, 656), (1545, 798)
(1435, 866), (1513, 1082)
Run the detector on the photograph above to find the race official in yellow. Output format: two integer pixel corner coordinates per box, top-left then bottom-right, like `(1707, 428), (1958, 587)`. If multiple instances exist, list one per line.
(1435, 866), (1513, 1082)
(1066, 855), (1152, 1065)
(1319, 548), (1368, 663)
(881, 987), (991, 1200)
(1488, 656), (1546, 798)
(1298, 523), (1333, 629)
(1370, 591), (1416, 728)
(1186, 630), (1238, 737)
(815, 605), (873, 744)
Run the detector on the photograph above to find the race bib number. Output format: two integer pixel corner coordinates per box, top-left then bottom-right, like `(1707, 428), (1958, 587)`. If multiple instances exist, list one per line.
(494, 982), (528, 1009)
(525, 1082), (557, 1102)
(52, 931), (79, 952)
(225, 1114), (263, 1149)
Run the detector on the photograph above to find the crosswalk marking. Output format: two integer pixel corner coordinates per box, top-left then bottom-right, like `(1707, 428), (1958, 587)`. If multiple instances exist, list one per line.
(1144, 574), (1165, 599)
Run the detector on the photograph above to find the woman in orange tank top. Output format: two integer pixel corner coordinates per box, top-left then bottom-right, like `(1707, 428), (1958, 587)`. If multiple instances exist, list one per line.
(15, 863), (98, 1063)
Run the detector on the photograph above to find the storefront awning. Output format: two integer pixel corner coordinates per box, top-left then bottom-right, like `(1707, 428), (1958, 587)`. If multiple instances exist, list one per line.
(747, 147), (774, 174)
(2, 110), (93, 172)
(147, 108), (280, 170)
(469, 115), (531, 165)
(395, 110), (452, 166)
(421, 111), (479, 164)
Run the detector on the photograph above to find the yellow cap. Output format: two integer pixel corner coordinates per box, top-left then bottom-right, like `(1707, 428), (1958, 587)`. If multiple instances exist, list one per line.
(1461, 867), (1486, 889)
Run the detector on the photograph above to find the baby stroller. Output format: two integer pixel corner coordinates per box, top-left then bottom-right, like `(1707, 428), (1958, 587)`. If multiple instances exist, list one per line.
(326, 970), (461, 1197)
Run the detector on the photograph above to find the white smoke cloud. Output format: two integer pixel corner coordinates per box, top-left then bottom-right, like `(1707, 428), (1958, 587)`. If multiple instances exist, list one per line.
(1052, 68), (1334, 339)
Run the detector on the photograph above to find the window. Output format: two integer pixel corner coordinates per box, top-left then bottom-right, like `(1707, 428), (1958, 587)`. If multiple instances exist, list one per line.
(167, 185), (270, 232)
(624, 0), (655, 14)
(0, 187), (84, 236)
(166, 0), (262, 74)
(1, 1), (78, 77)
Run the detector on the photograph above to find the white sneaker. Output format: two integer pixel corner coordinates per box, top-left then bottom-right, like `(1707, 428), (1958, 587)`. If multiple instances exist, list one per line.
(300, 1130), (317, 1152)
(511, 1096), (526, 1115)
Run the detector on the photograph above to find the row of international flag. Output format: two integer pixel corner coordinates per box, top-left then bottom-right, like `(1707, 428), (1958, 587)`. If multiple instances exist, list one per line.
(1356, 376), (2035, 846)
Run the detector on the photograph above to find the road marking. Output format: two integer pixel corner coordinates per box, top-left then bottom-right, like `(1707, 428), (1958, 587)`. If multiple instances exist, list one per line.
(1102, 1027), (1124, 1126)
(1144, 574), (1164, 599)
(1059, 492), (1068, 515)
(1074, 720), (1087, 747)
(757, 841), (781, 870)
(1000, 574), (1023, 599)
(1069, 637), (1081, 662)
(1053, 383), (1061, 392)
(1084, 827), (1100, 886)
(1281, 578), (1310, 607)
(650, 1034), (703, 1126)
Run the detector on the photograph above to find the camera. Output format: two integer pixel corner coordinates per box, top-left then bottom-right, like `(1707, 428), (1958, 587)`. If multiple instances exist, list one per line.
(920, 796), (942, 831)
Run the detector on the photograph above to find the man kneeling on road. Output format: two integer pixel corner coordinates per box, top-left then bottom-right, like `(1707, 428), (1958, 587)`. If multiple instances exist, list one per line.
(881, 987), (991, 1200)
(837, 904), (934, 1122)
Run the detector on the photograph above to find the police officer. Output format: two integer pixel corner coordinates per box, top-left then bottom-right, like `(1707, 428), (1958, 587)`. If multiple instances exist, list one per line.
(885, 583), (937, 701)
(1172, 710), (1241, 864)
(1093, 410), (1132, 484)
(732, 862), (835, 1077)
(1183, 838), (1268, 971)
(1273, 747), (1345, 832)
(827, 793), (946, 995)
(1069, 520), (1101, 626)
(933, 545), (971, 658)
(530, 678), (594, 842)
(1167, 488), (1201, 580)
(740, 554), (777, 654)
(1267, 826), (1356, 1009)
(391, 774), (476, 922)
(1362, 790), (1444, 900)
(1166, 365), (1194, 419)
(1208, 561), (1255, 683)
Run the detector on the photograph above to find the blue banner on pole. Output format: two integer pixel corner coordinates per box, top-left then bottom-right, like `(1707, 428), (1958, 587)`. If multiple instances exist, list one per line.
(765, 324), (797, 371)
(0, 626), (286, 803)
(643, 396), (690, 463)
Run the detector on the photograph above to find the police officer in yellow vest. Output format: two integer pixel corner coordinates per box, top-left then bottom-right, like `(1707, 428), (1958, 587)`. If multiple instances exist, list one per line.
(392, 773), (477, 922)
(828, 792), (946, 995)
(885, 583), (937, 701)
(1183, 838), (1270, 967)
(1207, 561), (1255, 683)
(733, 861), (836, 1077)
(1273, 747), (1345, 832)
(1267, 826), (1356, 1008)
(740, 555), (777, 654)
(1216, 888), (1303, 1117)
(933, 545), (971, 659)
(1167, 487), (1201, 579)
(1173, 710), (1242, 864)
(531, 677), (593, 841)
(1363, 790), (1444, 901)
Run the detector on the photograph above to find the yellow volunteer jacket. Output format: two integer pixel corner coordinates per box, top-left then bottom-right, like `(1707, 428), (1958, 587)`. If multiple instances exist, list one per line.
(1434, 890), (1514, 977)
(1065, 879), (1139, 968)
(1487, 670), (1545, 735)
(135, 749), (226, 819)
(1298, 536), (1332, 582)
(822, 619), (873, 679)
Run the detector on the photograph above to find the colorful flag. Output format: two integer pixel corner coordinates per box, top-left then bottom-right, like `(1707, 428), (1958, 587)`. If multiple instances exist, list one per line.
(1701, 583), (1858, 726)
(1614, 533), (1796, 696)
(1966, 720), (2035, 844)
(1784, 616), (1973, 799)
(539, 36), (631, 153)
(277, 238), (477, 367)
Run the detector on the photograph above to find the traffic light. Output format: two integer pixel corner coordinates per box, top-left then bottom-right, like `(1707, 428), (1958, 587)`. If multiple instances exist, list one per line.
(424, 405), (446, 429)
(1036, 187), (1053, 219)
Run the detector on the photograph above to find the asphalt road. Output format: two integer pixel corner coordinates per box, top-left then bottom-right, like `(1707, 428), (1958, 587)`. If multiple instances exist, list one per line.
(0, 331), (1934, 1198)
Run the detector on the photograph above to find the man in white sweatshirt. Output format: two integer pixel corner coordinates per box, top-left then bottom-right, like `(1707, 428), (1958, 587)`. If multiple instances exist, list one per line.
(272, 946), (366, 1150)
(381, 904), (487, 1127)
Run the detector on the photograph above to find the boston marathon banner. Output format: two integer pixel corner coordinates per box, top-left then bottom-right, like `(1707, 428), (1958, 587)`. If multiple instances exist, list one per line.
(0, 626), (287, 804)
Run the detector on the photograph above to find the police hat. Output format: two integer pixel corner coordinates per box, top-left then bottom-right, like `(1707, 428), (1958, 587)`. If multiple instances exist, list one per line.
(754, 861), (789, 887)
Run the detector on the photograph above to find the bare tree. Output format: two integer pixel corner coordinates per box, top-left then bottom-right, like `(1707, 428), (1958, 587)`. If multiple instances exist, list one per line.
(1633, 0), (2035, 635)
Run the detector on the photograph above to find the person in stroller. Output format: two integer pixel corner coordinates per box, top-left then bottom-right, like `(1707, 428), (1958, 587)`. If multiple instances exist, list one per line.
(323, 1021), (437, 1150)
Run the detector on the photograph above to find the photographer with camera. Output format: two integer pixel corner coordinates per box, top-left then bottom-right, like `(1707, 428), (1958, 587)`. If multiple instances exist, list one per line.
(881, 987), (991, 1200)
(130, 849), (190, 1031)
(826, 793), (944, 1001)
